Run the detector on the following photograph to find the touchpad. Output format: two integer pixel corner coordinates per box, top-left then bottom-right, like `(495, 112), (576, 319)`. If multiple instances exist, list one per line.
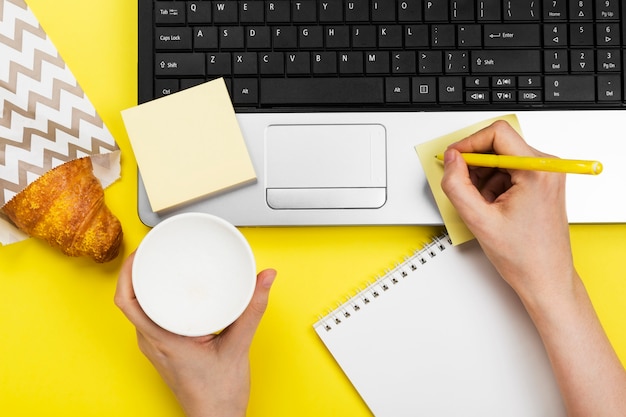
(265, 124), (387, 209)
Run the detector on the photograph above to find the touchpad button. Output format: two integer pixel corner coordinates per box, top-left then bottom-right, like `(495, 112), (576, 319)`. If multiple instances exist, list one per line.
(265, 124), (387, 209)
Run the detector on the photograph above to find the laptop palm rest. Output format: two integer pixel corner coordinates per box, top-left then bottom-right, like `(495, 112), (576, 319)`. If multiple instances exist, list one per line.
(265, 124), (387, 210)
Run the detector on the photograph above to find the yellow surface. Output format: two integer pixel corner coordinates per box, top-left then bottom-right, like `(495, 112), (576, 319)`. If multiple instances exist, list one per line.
(415, 114), (522, 245)
(121, 79), (256, 212)
(1, 2), (624, 416)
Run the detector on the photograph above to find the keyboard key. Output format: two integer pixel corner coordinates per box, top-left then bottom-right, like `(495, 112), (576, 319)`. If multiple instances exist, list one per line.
(458, 25), (482, 47)
(471, 50), (541, 73)
(466, 76), (489, 88)
(518, 75), (542, 88)
(545, 75), (595, 101)
(207, 52), (232, 75)
(233, 52), (258, 75)
(424, 0), (449, 22)
(339, 52), (364, 74)
(438, 77), (463, 102)
(398, 0), (421, 21)
(345, 0), (369, 22)
(569, 0), (593, 21)
(466, 90), (489, 103)
(273, 26), (298, 49)
(418, 51), (443, 73)
(569, 23), (594, 45)
(156, 28), (192, 50)
(492, 90), (516, 102)
(240, 1), (264, 23)
(246, 26), (271, 49)
(544, 49), (568, 72)
(292, 1), (317, 22)
(451, 0), (475, 21)
(596, 0), (620, 20)
(483, 24), (541, 47)
(503, 0), (540, 21)
(597, 74), (622, 101)
(233, 78), (259, 105)
(445, 51), (469, 74)
(431, 24), (455, 47)
(519, 90), (542, 102)
(543, 0), (567, 20)
(372, 1), (396, 22)
(405, 25), (429, 48)
(193, 27), (218, 50)
(155, 2), (185, 25)
(156, 53), (205, 76)
(266, 1), (291, 23)
(312, 52), (338, 74)
(596, 24), (620, 46)
(365, 51), (390, 74)
(286, 52), (311, 74)
(392, 51), (416, 74)
(259, 52), (284, 75)
(220, 27), (244, 49)
(378, 25), (403, 48)
(412, 77), (437, 102)
(597, 50), (621, 72)
(477, 0), (501, 21)
(187, 2), (211, 24)
(212, 1), (238, 23)
(325, 26), (350, 49)
(260, 78), (384, 104)
(320, 1), (343, 22)
(155, 79), (179, 98)
(385, 77), (410, 102)
(352, 26), (377, 48)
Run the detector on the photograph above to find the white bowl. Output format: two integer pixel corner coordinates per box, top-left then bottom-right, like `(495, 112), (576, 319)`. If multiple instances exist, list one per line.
(132, 213), (256, 336)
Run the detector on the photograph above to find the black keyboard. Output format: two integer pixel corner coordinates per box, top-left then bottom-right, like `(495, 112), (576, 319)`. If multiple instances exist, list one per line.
(138, 0), (626, 111)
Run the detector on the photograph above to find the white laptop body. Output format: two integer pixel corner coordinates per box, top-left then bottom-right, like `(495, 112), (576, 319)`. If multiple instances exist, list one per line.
(138, 110), (626, 227)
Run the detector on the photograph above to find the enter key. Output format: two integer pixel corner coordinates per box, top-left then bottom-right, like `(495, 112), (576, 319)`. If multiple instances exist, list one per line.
(483, 24), (540, 47)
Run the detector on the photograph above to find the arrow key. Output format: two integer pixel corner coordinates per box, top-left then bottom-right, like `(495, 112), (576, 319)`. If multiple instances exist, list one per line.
(570, 49), (595, 73)
(519, 90), (542, 103)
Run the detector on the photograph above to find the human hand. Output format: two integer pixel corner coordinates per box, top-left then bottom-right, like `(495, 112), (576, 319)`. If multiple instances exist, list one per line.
(440, 120), (576, 307)
(114, 252), (277, 417)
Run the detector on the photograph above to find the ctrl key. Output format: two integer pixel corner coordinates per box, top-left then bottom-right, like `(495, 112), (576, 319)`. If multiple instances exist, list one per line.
(155, 79), (179, 98)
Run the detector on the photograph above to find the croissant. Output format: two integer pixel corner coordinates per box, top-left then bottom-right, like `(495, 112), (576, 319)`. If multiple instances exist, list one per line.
(1, 157), (123, 263)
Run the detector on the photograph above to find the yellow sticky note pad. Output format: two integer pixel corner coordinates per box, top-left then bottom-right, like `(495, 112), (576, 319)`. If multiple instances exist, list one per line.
(415, 114), (522, 245)
(122, 79), (256, 212)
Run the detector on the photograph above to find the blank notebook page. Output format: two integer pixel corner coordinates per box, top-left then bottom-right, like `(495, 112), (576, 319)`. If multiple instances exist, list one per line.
(314, 236), (566, 417)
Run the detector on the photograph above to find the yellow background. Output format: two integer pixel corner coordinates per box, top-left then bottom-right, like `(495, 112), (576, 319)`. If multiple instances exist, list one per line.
(1, 1), (624, 415)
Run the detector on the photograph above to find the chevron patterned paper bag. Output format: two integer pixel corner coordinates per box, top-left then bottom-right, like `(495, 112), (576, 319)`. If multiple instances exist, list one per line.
(0, 0), (120, 246)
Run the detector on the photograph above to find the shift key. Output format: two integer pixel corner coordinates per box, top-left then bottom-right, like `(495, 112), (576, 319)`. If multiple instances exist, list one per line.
(471, 50), (540, 73)
(156, 53), (205, 76)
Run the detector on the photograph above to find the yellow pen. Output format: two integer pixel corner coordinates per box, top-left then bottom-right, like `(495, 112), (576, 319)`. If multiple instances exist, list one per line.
(435, 153), (603, 175)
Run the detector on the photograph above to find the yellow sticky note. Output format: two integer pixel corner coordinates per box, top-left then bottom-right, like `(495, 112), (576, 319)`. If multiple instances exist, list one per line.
(121, 79), (256, 212)
(415, 114), (522, 245)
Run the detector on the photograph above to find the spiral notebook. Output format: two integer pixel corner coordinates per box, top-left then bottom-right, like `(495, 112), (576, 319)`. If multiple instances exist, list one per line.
(314, 233), (566, 417)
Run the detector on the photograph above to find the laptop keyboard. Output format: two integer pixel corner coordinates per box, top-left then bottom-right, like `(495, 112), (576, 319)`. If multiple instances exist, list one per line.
(138, 0), (626, 110)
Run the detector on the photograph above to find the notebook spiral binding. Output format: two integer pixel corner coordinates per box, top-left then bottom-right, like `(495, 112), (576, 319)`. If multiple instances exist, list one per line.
(314, 232), (452, 333)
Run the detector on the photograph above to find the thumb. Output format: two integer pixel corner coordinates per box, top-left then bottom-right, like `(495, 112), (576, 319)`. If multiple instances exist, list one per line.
(440, 149), (487, 227)
(221, 269), (277, 348)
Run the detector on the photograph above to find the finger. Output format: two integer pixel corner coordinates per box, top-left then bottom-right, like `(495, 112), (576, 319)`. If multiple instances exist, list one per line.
(448, 120), (540, 157)
(476, 170), (512, 203)
(221, 269), (277, 350)
(441, 149), (491, 228)
(114, 252), (172, 339)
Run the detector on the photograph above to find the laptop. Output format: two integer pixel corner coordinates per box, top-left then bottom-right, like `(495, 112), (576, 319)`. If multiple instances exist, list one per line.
(137, 0), (626, 227)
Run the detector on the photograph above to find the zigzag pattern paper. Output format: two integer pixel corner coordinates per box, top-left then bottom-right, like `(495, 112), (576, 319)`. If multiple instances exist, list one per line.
(0, 0), (119, 244)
